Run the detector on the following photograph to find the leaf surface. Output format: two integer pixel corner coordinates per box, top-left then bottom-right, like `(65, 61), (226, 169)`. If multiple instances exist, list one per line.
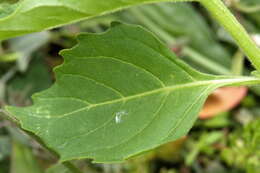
(0, 0), (190, 40)
(5, 23), (260, 162)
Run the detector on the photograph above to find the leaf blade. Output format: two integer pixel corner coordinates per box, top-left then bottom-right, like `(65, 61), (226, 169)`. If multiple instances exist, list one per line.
(5, 23), (260, 162)
(0, 0), (191, 40)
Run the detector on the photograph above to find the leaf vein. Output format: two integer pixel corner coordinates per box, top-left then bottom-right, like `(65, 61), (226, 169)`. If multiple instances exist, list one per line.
(37, 96), (91, 105)
(62, 91), (170, 156)
(76, 56), (166, 87)
(162, 85), (213, 141)
(117, 26), (196, 82)
(61, 73), (125, 98)
(24, 78), (256, 119)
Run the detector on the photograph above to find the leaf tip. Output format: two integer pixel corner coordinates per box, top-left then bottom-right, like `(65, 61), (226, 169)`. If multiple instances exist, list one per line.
(2, 105), (21, 125)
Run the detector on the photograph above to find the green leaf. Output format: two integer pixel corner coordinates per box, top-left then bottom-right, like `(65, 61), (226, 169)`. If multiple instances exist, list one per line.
(10, 140), (43, 173)
(5, 23), (260, 163)
(0, 0), (189, 40)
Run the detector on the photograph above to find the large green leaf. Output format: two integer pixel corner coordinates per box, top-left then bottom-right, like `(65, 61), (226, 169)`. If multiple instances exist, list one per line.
(5, 23), (260, 163)
(0, 0), (190, 40)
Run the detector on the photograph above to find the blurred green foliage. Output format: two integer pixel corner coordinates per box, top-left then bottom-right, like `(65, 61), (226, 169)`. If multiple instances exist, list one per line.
(221, 119), (260, 173)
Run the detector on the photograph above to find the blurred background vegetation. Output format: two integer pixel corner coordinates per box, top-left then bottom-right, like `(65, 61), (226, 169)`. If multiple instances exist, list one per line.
(0, 0), (260, 173)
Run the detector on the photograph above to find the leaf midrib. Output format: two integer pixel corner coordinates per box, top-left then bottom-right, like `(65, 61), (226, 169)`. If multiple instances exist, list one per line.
(34, 77), (255, 119)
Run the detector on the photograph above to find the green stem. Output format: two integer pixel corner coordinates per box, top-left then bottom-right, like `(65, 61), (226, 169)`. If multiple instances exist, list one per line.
(231, 50), (244, 75)
(199, 0), (260, 71)
(62, 161), (83, 173)
(183, 47), (231, 75)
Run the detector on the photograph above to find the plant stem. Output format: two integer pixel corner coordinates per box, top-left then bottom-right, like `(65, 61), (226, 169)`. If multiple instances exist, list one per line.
(199, 0), (260, 71)
(62, 161), (84, 173)
(183, 47), (231, 75)
(231, 50), (244, 75)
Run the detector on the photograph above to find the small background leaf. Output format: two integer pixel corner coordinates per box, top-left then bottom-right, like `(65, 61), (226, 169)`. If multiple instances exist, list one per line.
(0, 0), (188, 40)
